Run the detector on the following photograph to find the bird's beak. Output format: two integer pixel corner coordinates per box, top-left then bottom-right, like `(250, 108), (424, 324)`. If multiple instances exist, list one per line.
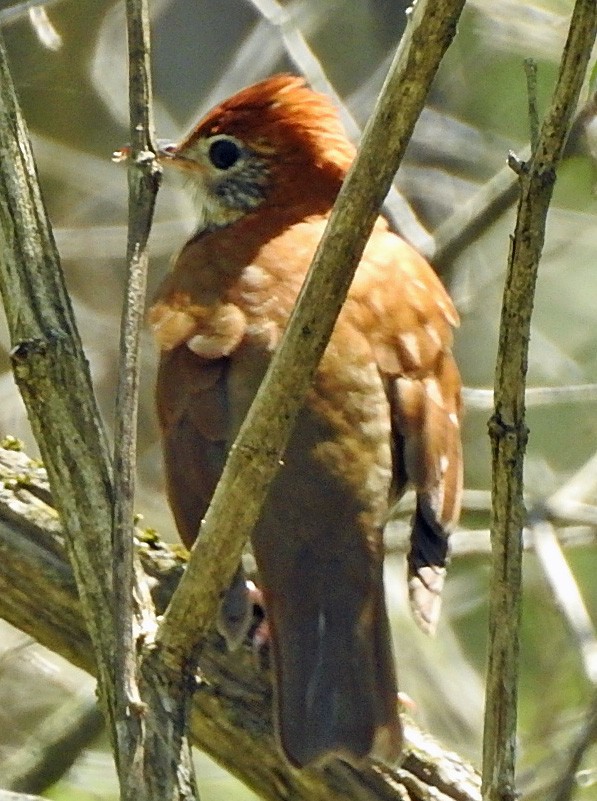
(156, 140), (179, 161)
(157, 140), (200, 173)
(111, 140), (181, 164)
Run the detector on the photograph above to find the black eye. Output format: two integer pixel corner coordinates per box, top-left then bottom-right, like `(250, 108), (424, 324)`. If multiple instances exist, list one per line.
(208, 138), (241, 170)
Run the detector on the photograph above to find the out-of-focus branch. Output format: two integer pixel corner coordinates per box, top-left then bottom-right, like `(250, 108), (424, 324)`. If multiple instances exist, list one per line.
(482, 3), (597, 800)
(431, 149), (526, 265)
(550, 690), (597, 801)
(0, 1), (59, 24)
(1, 689), (102, 795)
(531, 520), (597, 684)
(0, 791), (47, 801)
(243, 0), (435, 254)
(463, 384), (597, 410)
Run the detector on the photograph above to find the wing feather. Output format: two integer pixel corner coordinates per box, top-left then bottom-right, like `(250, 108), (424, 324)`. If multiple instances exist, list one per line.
(348, 223), (463, 634)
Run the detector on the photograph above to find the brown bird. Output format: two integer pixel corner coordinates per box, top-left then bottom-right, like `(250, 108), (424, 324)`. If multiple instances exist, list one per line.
(149, 75), (462, 768)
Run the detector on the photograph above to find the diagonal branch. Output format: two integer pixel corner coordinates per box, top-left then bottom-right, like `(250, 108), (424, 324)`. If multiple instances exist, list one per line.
(549, 690), (597, 801)
(244, 0), (436, 254)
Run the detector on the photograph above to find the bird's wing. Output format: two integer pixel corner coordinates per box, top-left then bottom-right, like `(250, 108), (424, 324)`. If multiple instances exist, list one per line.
(154, 345), (229, 545)
(347, 222), (463, 634)
(150, 266), (255, 649)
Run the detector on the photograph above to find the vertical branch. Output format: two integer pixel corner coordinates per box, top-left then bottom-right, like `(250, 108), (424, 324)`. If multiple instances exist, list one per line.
(0, 28), (119, 763)
(115, 5), (199, 800)
(482, 3), (597, 801)
(112, 0), (161, 797)
(524, 58), (539, 153)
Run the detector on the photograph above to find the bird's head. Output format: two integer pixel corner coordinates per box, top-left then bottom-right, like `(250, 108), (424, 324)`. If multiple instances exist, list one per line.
(159, 75), (355, 232)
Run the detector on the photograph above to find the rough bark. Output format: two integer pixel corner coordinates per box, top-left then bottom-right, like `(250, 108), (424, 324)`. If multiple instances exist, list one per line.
(0, 444), (481, 801)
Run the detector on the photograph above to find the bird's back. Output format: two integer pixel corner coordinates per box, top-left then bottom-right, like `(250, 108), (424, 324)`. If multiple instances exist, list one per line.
(152, 208), (460, 766)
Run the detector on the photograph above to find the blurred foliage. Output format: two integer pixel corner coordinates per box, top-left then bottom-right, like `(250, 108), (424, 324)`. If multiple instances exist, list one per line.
(0, 0), (596, 799)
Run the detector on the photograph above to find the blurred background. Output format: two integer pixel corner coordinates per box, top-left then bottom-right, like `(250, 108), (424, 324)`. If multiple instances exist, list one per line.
(0, 0), (596, 798)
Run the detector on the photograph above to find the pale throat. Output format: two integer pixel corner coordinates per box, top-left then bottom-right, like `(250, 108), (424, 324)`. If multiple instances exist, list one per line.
(189, 179), (250, 234)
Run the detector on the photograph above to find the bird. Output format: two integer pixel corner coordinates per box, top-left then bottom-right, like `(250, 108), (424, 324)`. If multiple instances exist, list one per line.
(148, 74), (463, 768)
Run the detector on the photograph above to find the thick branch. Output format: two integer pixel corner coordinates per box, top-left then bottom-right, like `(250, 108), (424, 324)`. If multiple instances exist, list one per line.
(483, 2), (597, 800)
(0, 445), (481, 801)
(0, 30), (118, 750)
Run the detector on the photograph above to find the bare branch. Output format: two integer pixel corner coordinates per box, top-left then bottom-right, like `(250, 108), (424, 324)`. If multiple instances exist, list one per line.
(1, 689), (102, 794)
(462, 384), (597, 410)
(0, 28), (118, 755)
(549, 691), (597, 801)
(549, 449), (597, 509)
(431, 148), (527, 264)
(524, 58), (540, 153)
(110, 1), (163, 797)
(0, 444), (482, 801)
(482, 3), (597, 800)
(531, 520), (597, 684)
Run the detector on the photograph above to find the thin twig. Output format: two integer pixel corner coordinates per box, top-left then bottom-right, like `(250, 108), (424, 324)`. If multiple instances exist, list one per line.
(430, 147), (528, 264)
(113, 4), (197, 801)
(111, 0), (160, 795)
(549, 449), (597, 509)
(482, 3), (597, 801)
(524, 58), (540, 153)
(28, 7), (61, 51)
(0, 0), (58, 23)
(463, 383), (597, 410)
(155, 0), (466, 669)
(430, 117), (586, 266)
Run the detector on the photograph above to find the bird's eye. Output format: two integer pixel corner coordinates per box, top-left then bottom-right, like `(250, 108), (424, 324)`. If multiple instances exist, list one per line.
(208, 138), (241, 170)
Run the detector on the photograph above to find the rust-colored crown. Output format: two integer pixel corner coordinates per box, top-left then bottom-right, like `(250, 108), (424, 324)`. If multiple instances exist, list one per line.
(178, 75), (355, 173)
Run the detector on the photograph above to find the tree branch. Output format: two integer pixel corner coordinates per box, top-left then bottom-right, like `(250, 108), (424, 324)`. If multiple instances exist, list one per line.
(550, 689), (597, 801)
(482, 2), (597, 800)
(0, 27), (118, 755)
(112, 1), (163, 797)
(0, 445), (481, 801)
(0, 23), (187, 801)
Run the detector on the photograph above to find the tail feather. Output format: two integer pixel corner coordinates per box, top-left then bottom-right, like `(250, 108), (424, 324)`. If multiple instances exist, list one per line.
(264, 560), (401, 767)
(407, 498), (449, 635)
(392, 352), (462, 634)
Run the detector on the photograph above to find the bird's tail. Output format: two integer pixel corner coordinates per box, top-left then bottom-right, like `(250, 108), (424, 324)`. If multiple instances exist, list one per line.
(264, 562), (401, 768)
